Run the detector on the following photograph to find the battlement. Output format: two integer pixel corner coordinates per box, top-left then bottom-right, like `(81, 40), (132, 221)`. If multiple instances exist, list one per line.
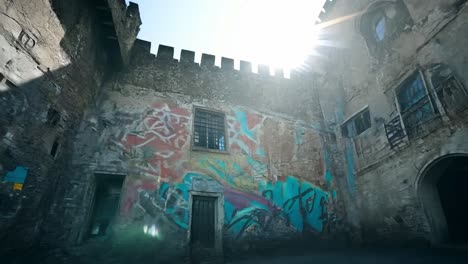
(131, 39), (309, 80)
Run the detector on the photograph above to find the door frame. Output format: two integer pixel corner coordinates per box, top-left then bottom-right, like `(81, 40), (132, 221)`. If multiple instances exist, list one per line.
(187, 191), (224, 256)
(78, 172), (126, 244)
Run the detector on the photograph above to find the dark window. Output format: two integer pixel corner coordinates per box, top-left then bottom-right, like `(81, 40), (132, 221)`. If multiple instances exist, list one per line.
(50, 139), (60, 158)
(342, 108), (371, 138)
(396, 72), (436, 136)
(46, 108), (61, 127)
(360, 1), (413, 57)
(193, 108), (226, 151)
(429, 64), (468, 115)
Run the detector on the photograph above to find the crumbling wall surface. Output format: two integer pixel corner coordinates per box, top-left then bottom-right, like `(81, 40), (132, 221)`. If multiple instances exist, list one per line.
(0, 0), (106, 252)
(316, 0), (468, 245)
(65, 80), (348, 260)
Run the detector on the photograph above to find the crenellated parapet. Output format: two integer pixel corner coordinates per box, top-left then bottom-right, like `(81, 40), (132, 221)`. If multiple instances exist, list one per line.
(121, 39), (323, 123)
(130, 39), (309, 80)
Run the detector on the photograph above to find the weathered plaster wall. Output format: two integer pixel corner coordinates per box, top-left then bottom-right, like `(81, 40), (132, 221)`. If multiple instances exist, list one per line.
(315, 0), (468, 244)
(66, 77), (348, 257)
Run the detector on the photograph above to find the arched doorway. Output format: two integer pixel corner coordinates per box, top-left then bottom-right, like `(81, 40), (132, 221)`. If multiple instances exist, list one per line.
(418, 155), (468, 244)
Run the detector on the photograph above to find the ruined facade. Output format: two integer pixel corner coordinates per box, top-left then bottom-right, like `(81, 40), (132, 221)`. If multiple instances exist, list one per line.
(0, 0), (467, 263)
(316, 0), (468, 246)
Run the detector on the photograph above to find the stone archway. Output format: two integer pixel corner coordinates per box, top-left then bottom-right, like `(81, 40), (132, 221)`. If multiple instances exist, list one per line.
(417, 154), (468, 245)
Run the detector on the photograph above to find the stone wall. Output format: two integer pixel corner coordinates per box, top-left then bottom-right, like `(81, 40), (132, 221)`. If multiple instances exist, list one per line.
(64, 70), (349, 258)
(124, 40), (325, 124)
(315, 0), (468, 245)
(0, 0), (131, 252)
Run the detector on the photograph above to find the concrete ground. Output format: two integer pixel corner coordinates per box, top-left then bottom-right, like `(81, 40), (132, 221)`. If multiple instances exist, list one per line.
(227, 248), (468, 264)
(3, 246), (468, 264)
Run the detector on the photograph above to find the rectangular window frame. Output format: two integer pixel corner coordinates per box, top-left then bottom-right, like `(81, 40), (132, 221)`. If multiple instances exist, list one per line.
(341, 106), (372, 138)
(191, 106), (229, 154)
(394, 70), (437, 138)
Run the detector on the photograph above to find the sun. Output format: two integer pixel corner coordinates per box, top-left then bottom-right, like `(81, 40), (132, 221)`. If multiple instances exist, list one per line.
(233, 0), (326, 73)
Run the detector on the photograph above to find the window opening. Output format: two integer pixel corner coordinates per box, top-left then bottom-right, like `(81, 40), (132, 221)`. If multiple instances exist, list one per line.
(46, 108), (61, 127)
(342, 108), (371, 138)
(430, 64), (468, 115)
(193, 108), (226, 151)
(50, 139), (60, 158)
(396, 71), (436, 136)
(375, 16), (386, 41)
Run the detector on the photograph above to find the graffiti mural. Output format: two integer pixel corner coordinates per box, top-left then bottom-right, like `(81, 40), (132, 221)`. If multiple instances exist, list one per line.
(105, 99), (340, 242)
(227, 108), (266, 158)
(111, 102), (190, 180)
(259, 176), (329, 232)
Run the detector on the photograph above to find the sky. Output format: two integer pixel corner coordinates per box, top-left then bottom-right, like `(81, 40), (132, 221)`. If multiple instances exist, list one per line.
(125, 0), (326, 74)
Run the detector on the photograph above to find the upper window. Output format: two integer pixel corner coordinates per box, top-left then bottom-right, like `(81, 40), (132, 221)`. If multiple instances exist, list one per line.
(342, 108), (371, 138)
(360, 1), (413, 58)
(193, 108), (226, 151)
(375, 16), (386, 41)
(396, 71), (436, 135)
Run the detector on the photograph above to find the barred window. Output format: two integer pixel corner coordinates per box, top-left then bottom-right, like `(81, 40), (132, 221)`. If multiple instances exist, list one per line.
(193, 108), (226, 151)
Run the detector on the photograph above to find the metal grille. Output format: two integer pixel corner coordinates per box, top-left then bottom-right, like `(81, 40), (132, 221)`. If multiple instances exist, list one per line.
(401, 95), (435, 138)
(193, 109), (226, 151)
(191, 196), (216, 248)
(384, 115), (407, 149)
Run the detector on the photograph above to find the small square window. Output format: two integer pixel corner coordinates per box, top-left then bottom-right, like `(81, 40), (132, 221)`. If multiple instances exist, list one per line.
(342, 108), (371, 138)
(193, 108), (226, 151)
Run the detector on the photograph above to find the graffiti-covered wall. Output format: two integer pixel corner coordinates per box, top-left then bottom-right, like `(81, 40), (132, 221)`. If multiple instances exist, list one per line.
(70, 83), (345, 254)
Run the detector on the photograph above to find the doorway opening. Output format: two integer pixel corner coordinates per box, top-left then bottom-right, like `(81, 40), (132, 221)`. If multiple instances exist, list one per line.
(419, 155), (468, 244)
(191, 195), (216, 248)
(88, 174), (125, 238)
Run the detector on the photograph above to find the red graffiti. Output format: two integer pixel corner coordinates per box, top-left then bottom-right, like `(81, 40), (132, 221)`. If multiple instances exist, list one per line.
(116, 103), (190, 180)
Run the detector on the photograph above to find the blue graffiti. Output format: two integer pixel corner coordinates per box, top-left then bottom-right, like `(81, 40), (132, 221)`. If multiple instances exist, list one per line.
(3, 166), (28, 183)
(345, 140), (356, 194)
(324, 150), (333, 188)
(335, 84), (356, 195)
(235, 110), (256, 140)
(156, 172), (211, 229)
(232, 108), (266, 158)
(259, 176), (328, 232)
(149, 170), (331, 238)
